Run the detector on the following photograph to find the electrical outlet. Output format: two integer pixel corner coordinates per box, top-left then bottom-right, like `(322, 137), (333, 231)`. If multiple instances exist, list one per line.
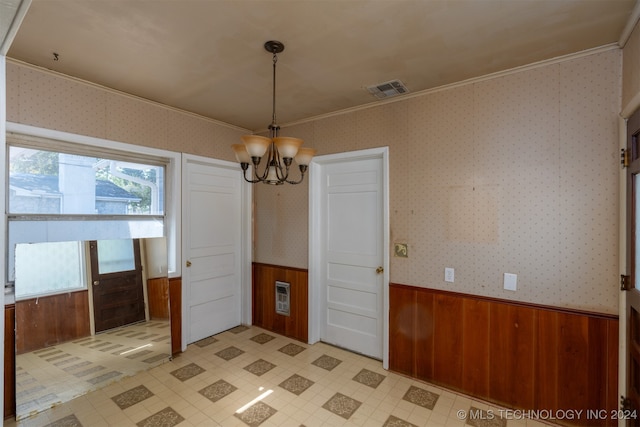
(504, 273), (517, 291)
(445, 267), (454, 283)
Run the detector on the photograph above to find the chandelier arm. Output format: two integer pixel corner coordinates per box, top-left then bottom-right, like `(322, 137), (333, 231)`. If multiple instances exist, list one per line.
(256, 163), (270, 182)
(284, 166), (307, 185)
(253, 165), (264, 181)
(240, 163), (262, 184)
(247, 159), (272, 183)
(254, 142), (275, 181)
(250, 156), (267, 182)
(274, 149), (291, 182)
(275, 165), (290, 182)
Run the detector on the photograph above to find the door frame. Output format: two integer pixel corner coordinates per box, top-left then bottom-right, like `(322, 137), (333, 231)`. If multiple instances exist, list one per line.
(308, 147), (390, 369)
(181, 153), (252, 351)
(622, 108), (640, 416)
(620, 115), (628, 415)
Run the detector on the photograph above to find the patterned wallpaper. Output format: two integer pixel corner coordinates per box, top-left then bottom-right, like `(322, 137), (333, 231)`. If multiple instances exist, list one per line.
(6, 48), (622, 314)
(6, 62), (246, 160)
(623, 20), (640, 114)
(254, 49), (622, 314)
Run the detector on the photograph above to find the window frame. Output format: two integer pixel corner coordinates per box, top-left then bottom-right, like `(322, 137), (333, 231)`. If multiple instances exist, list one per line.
(5, 122), (182, 280)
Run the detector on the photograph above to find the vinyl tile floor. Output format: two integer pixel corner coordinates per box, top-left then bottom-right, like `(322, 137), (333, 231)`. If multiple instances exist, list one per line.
(14, 320), (172, 420)
(6, 325), (554, 427)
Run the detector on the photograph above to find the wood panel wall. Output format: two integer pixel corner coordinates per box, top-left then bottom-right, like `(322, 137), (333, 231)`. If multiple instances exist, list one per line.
(4, 305), (15, 420)
(169, 277), (182, 355)
(252, 263), (308, 342)
(15, 291), (91, 354)
(4, 277), (617, 423)
(147, 277), (170, 319)
(4, 279), (182, 420)
(389, 283), (619, 427)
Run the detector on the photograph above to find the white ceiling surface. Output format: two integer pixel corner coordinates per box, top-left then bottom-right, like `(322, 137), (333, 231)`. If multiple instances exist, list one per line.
(4, 0), (639, 131)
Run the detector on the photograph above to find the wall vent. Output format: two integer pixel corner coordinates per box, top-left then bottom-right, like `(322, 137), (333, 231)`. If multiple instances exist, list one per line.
(275, 281), (290, 316)
(366, 79), (409, 99)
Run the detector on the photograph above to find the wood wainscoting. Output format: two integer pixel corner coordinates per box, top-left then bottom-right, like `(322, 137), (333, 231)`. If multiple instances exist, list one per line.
(15, 291), (91, 354)
(389, 283), (618, 427)
(169, 277), (182, 355)
(147, 277), (170, 319)
(4, 304), (15, 419)
(4, 278), (183, 419)
(252, 263), (308, 342)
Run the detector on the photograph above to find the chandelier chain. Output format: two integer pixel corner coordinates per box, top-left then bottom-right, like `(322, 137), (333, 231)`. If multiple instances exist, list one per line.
(231, 40), (315, 185)
(271, 50), (278, 132)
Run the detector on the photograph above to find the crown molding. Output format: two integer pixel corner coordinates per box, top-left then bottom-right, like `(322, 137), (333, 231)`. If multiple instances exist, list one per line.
(6, 58), (250, 133)
(282, 44), (620, 129)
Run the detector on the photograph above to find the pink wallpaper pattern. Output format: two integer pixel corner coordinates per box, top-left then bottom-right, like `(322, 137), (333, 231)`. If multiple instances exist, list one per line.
(623, 20), (640, 113)
(6, 62), (245, 161)
(6, 48), (622, 314)
(256, 49), (621, 314)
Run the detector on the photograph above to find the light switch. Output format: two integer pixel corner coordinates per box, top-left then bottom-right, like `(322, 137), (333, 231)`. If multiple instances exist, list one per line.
(504, 273), (517, 291)
(445, 268), (454, 283)
(394, 243), (408, 258)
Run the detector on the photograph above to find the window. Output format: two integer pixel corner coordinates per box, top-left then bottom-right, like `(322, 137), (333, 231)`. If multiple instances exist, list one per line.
(14, 241), (85, 300)
(97, 239), (135, 274)
(9, 147), (164, 215)
(6, 125), (181, 284)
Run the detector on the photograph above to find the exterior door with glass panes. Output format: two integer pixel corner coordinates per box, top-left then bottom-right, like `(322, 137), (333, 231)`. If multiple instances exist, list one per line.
(90, 239), (145, 332)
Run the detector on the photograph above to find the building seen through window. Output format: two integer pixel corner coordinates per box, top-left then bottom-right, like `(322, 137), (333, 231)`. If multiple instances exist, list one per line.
(9, 147), (164, 215)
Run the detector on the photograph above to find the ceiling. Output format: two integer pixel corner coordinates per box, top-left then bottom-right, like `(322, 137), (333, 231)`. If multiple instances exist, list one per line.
(4, 0), (639, 131)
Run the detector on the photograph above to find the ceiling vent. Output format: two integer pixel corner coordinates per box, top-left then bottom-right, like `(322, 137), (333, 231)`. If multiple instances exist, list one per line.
(366, 79), (409, 99)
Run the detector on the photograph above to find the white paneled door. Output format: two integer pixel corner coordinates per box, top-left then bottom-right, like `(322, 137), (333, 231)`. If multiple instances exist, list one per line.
(182, 155), (245, 344)
(311, 148), (389, 361)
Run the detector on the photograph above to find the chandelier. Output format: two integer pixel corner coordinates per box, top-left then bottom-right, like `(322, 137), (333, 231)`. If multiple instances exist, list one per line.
(231, 40), (316, 185)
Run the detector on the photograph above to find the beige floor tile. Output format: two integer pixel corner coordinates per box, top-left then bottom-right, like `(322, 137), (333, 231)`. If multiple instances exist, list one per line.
(9, 325), (562, 427)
